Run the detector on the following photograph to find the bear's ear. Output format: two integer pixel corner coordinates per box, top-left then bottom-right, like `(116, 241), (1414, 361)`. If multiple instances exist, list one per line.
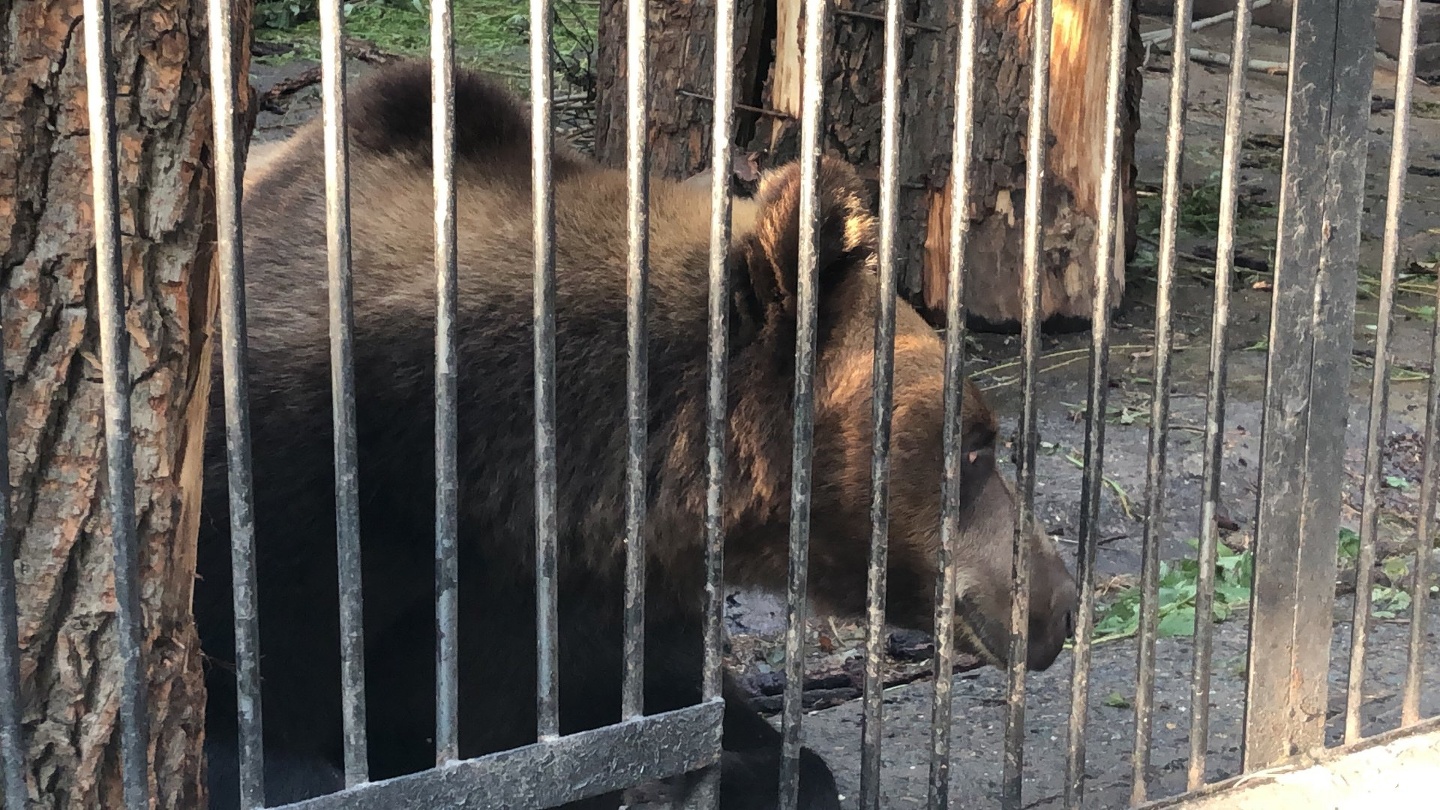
(727, 157), (877, 342)
(956, 380), (1000, 513)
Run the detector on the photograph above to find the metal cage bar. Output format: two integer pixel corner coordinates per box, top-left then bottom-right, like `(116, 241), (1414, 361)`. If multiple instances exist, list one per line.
(208, 0), (267, 803)
(1348, 0), (1425, 745)
(1130, 0), (1195, 802)
(272, 703), (723, 810)
(1003, 0), (1053, 805)
(691, 0), (742, 802)
(1393, 0), (1431, 732)
(860, 0), (904, 804)
(430, 0), (461, 767)
(778, 0), (830, 805)
(529, 0), (562, 744)
(316, 0), (370, 785)
(1244, 0), (1376, 771)
(924, 0), (980, 807)
(81, 0), (150, 805)
(1063, 0), (1132, 803)
(1186, 0), (1257, 789)
(621, 0), (652, 724)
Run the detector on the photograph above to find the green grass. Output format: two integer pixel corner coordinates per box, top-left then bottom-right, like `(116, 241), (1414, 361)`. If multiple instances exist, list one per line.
(254, 0), (598, 78)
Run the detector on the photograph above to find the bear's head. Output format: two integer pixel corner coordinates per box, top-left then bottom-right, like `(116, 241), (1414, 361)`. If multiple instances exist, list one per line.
(722, 156), (1078, 672)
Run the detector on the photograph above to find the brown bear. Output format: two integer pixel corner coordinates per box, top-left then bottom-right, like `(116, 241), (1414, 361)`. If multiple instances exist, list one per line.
(195, 61), (1078, 810)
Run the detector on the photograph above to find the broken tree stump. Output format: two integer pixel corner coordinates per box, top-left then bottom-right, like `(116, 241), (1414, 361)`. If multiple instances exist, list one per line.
(594, 0), (1143, 334)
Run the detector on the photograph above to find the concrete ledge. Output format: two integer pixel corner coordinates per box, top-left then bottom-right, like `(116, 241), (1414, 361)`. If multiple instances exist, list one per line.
(1140, 717), (1440, 809)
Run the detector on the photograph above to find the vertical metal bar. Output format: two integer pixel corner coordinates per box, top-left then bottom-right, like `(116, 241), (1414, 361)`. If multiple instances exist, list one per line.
(778, 0), (828, 806)
(1186, 0), (1255, 790)
(208, 0), (266, 803)
(317, 0), (369, 786)
(1064, 0), (1131, 805)
(1408, 310), (1440, 727)
(1389, 0), (1430, 732)
(81, 2), (150, 805)
(430, 0), (460, 767)
(0, 324), (23, 810)
(315, 0), (371, 787)
(1243, 0), (1374, 771)
(621, 0), (651, 723)
(691, 0), (739, 802)
(924, 1), (979, 808)
(1350, 0), (1421, 744)
(1002, 0), (1052, 805)
(530, 0), (561, 743)
(860, 0), (903, 804)
(1130, 0), (1192, 802)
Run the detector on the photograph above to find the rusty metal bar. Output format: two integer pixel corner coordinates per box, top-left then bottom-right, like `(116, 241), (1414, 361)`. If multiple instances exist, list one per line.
(1392, 0), (1431, 732)
(430, 0), (461, 767)
(208, 0), (266, 802)
(1348, 0), (1423, 745)
(861, 0), (904, 804)
(530, 0), (561, 743)
(688, 0), (741, 802)
(81, 0), (150, 804)
(621, 0), (652, 724)
(1003, 0), (1053, 805)
(317, 0), (369, 786)
(778, 0), (830, 806)
(1130, 0), (1194, 801)
(924, 0), (980, 807)
(1186, 0), (1257, 790)
(1064, 0), (1132, 804)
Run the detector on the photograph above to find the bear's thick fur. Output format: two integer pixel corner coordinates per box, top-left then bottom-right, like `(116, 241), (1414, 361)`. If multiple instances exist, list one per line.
(196, 62), (1078, 809)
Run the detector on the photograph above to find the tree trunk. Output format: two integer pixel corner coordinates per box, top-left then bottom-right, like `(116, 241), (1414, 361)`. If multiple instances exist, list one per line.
(0, 0), (251, 805)
(594, 0), (1142, 333)
(594, 0), (763, 178)
(909, 0), (1143, 332)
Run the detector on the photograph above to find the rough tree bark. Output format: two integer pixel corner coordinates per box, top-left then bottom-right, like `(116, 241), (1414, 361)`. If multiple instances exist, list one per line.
(594, 0), (1142, 333)
(0, 0), (251, 805)
(594, 0), (760, 178)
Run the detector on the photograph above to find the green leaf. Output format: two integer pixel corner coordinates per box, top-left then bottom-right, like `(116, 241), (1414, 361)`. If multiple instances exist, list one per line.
(1157, 606), (1197, 638)
(1215, 580), (1251, 607)
(1103, 691), (1131, 709)
(1384, 475), (1412, 490)
(1338, 528), (1361, 561)
(1383, 556), (1411, 584)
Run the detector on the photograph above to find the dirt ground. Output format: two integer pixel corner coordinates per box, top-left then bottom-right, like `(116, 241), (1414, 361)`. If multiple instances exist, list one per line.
(244, 15), (1440, 809)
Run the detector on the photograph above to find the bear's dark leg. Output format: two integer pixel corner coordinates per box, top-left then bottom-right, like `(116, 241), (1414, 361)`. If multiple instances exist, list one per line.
(634, 612), (841, 810)
(203, 733), (347, 810)
(709, 673), (842, 810)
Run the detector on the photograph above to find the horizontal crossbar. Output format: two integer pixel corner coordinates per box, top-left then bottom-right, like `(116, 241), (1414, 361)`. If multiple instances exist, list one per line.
(272, 700), (724, 810)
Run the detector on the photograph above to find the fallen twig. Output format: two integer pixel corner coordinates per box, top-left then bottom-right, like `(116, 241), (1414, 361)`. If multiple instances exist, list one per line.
(258, 66), (322, 114)
(1140, 0), (1275, 47)
(1152, 42), (1289, 76)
